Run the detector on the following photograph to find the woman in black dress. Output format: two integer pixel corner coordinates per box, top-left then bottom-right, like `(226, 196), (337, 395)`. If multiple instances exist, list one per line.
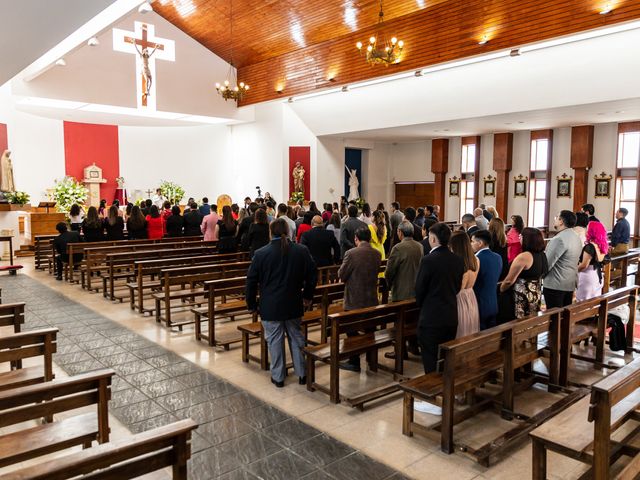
(81, 206), (104, 242)
(126, 205), (147, 240)
(217, 205), (238, 253)
(248, 208), (270, 257)
(104, 205), (125, 240)
(165, 205), (184, 237)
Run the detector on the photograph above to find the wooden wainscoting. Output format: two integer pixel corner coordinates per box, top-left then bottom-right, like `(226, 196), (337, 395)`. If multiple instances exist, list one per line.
(395, 182), (435, 210)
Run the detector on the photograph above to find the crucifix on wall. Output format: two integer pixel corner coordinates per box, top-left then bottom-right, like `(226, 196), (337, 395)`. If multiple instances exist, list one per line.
(113, 22), (175, 110)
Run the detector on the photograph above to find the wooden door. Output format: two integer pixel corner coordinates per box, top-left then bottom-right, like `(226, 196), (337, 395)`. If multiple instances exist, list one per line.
(394, 182), (435, 209)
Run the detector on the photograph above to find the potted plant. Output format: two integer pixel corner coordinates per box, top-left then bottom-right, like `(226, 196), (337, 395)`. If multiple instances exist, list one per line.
(159, 180), (185, 205)
(4, 191), (30, 206)
(52, 176), (88, 214)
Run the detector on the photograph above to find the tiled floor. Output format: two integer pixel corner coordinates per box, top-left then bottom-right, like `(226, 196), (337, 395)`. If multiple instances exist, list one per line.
(0, 271), (405, 480)
(2, 258), (636, 479)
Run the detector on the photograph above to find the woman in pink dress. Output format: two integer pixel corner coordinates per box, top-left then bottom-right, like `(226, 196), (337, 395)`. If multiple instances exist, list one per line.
(507, 215), (524, 263)
(201, 205), (220, 241)
(449, 231), (480, 338)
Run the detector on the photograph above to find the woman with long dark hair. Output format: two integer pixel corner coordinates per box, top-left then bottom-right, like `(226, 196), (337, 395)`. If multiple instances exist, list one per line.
(489, 217), (509, 280)
(326, 212), (341, 244)
(146, 205), (165, 240)
(126, 205), (147, 239)
(248, 208), (270, 257)
(217, 205), (238, 253)
(81, 206), (104, 242)
(245, 218), (317, 388)
(165, 205), (184, 237)
(69, 204), (83, 232)
(500, 227), (548, 319)
(359, 202), (373, 225)
(104, 205), (125, 240)
(449, 231), (480, 338)
(368, 209), (387, 261)
(507, 214), (525, 263)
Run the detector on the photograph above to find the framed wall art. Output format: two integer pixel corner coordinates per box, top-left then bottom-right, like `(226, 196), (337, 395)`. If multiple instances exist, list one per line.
(483, 175), (496, 197)
(556, 173), (572, 198)
(513, 174), (528, 197)
(449, 176), (460, 196)
(594, 172), (612, 198)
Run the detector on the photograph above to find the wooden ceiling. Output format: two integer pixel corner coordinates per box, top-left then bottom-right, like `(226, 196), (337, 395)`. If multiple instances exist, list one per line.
(153, 0), (446, 67)
(154, 0), (640, 106)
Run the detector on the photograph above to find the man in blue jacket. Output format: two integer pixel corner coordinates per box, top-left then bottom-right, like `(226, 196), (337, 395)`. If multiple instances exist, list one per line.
(471, 230), (503, 330)
(246, 219), (317, 388)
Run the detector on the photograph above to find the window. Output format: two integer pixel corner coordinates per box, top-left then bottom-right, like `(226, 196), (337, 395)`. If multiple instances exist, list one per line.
(615, 126), (640, 236)
(460, 138), (479, 220)
(527, 132), (553, 227)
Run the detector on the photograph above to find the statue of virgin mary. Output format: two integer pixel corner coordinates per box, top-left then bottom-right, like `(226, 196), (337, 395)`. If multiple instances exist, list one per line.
(0, 150), (15, 192)
(345, 165), (360, 202)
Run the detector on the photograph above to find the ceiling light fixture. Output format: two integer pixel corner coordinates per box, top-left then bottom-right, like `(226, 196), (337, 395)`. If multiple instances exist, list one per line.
(138, 1), (153, 14)
(55, 58), (66, 66)
(341, 86), (350, 92)
(215, 0), (248, 102)
(478, 35), (489, 45)
(87, 36), (100, 47)
(510, 48), (520, 57)
(600, 3), (613, 14)
(356, 0), (404, 65)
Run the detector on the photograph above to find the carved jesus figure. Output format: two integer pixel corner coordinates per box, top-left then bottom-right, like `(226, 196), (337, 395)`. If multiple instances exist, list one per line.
(292, 162), (305, 192)
(135, 45), (158, 98)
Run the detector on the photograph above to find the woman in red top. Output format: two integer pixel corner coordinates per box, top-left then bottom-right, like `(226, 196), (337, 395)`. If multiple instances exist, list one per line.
(507, 215), (524, 263)
(161, 201), (172, 221)
(296, 211), (313, 242)
(146, 205), (165, 239)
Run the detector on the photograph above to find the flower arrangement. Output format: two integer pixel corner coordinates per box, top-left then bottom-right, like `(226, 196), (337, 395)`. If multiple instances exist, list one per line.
(159, 180), (185, 205)
(4, 191), (30, 205)
(289, 191), (305, 203)
(52, 176), (88, 214)
(355, 197), (366, 210)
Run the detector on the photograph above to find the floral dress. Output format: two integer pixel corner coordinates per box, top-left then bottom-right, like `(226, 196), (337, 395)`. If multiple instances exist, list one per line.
(513, 251), (547, 318)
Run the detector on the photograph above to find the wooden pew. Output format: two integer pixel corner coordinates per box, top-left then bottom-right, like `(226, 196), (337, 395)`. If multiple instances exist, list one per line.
(604, 249), (640, 292)
(33, 235), (56, 271)
(80, 238), (214, 290)
(194, 276), (255, 349)
(304, 300), (417, 408)
(0, 419), (198, 480)
(153, 262), (250, 330)
(559, 285), (638, 387)
(101, 245), (228, 301)
(128, 254), (247, 314)
(400, 308), (583, 466)
(0, 369), (114, 468)
(530, 357), (640, 479)
(0, 302), (25, 333)
(0, 328), (57, 392)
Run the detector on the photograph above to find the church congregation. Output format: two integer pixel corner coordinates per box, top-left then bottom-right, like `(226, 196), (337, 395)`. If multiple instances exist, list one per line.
(2, 1), (640, 479)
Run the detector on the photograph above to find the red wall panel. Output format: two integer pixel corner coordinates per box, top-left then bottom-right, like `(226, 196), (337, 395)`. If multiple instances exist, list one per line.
(63, 122), (119, 204)
(289, 146), (311, 201)
(0, 123), (7, 153)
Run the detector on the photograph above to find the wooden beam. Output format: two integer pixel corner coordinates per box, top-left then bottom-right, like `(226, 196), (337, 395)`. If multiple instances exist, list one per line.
(493, 133), (513, 219)
(432, 139), (449, 217)
(570, 125), (594, 211)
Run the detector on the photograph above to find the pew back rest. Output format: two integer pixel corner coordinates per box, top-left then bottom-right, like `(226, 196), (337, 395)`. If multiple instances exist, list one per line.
(328, 300), (414, 340)
(0, 369), (113, 429)
(67, 235), (206, 255)
(205, 275), (248, 298)
(0, 419), (198, 480)
(589, 357), (640, 424)
(510, 308), (561, 369)
(106, 246), (219, 263)
(161, 262), (250, 286)
(0, 328), (58, 366)
(135, 252), (247, 276)
(0, 302), (25, 330)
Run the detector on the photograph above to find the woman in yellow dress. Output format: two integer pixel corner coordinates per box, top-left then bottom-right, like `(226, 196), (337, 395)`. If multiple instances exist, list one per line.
(368, 210), (387, 277)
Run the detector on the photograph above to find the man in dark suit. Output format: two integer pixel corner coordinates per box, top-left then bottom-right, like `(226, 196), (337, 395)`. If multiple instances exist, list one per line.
(300, 215), (340, 267)
(183, 201), (203, 237)
(53, 222), (82, 281)
(198, 197), (211, 216)
(403, 207), (424, 242)
(340, 205), (366, 257)
(246, 219), (317, 388)
(462, 213), (479, 238)
(471, 230), (503, 330)
(415, 222), (464, 373)
(338, 227), (382, 371)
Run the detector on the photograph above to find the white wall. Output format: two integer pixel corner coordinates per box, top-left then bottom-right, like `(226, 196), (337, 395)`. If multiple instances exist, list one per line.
(0, 83), (65, 202)
(548, 127), (574, 221)
(591, 123), (619, 230)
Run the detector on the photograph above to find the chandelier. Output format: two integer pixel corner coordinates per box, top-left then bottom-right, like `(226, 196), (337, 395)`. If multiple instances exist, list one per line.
(215, 0), (248, 102)
(356, 0), (404, 66)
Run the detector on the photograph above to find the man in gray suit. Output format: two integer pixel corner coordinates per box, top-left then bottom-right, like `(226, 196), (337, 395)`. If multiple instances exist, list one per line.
(338, 227), (382, 371)
(544, 210), (582, 308)
(340, 205), (367, 257)
(389, 202), (404, 247)
(385, 221), (424, 302)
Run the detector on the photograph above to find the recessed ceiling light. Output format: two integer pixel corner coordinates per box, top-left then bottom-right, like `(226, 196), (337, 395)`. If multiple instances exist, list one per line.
(478, 35), (489, 45)
(505, 122), (513, 125)
(288, 97), (294, 103)
(518, 121), (525, 124)
(138, 1), (153, 14)
(443, 128), (450, 132)
(55, 58), (66, 66)
(616, 110), (625, 113)
(600, 3), (613, 14)
(87, 36), (99, 47)
(341, 85), (350, 92)
(414, 70), (423, 77)
(510, 48), (521, 57)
